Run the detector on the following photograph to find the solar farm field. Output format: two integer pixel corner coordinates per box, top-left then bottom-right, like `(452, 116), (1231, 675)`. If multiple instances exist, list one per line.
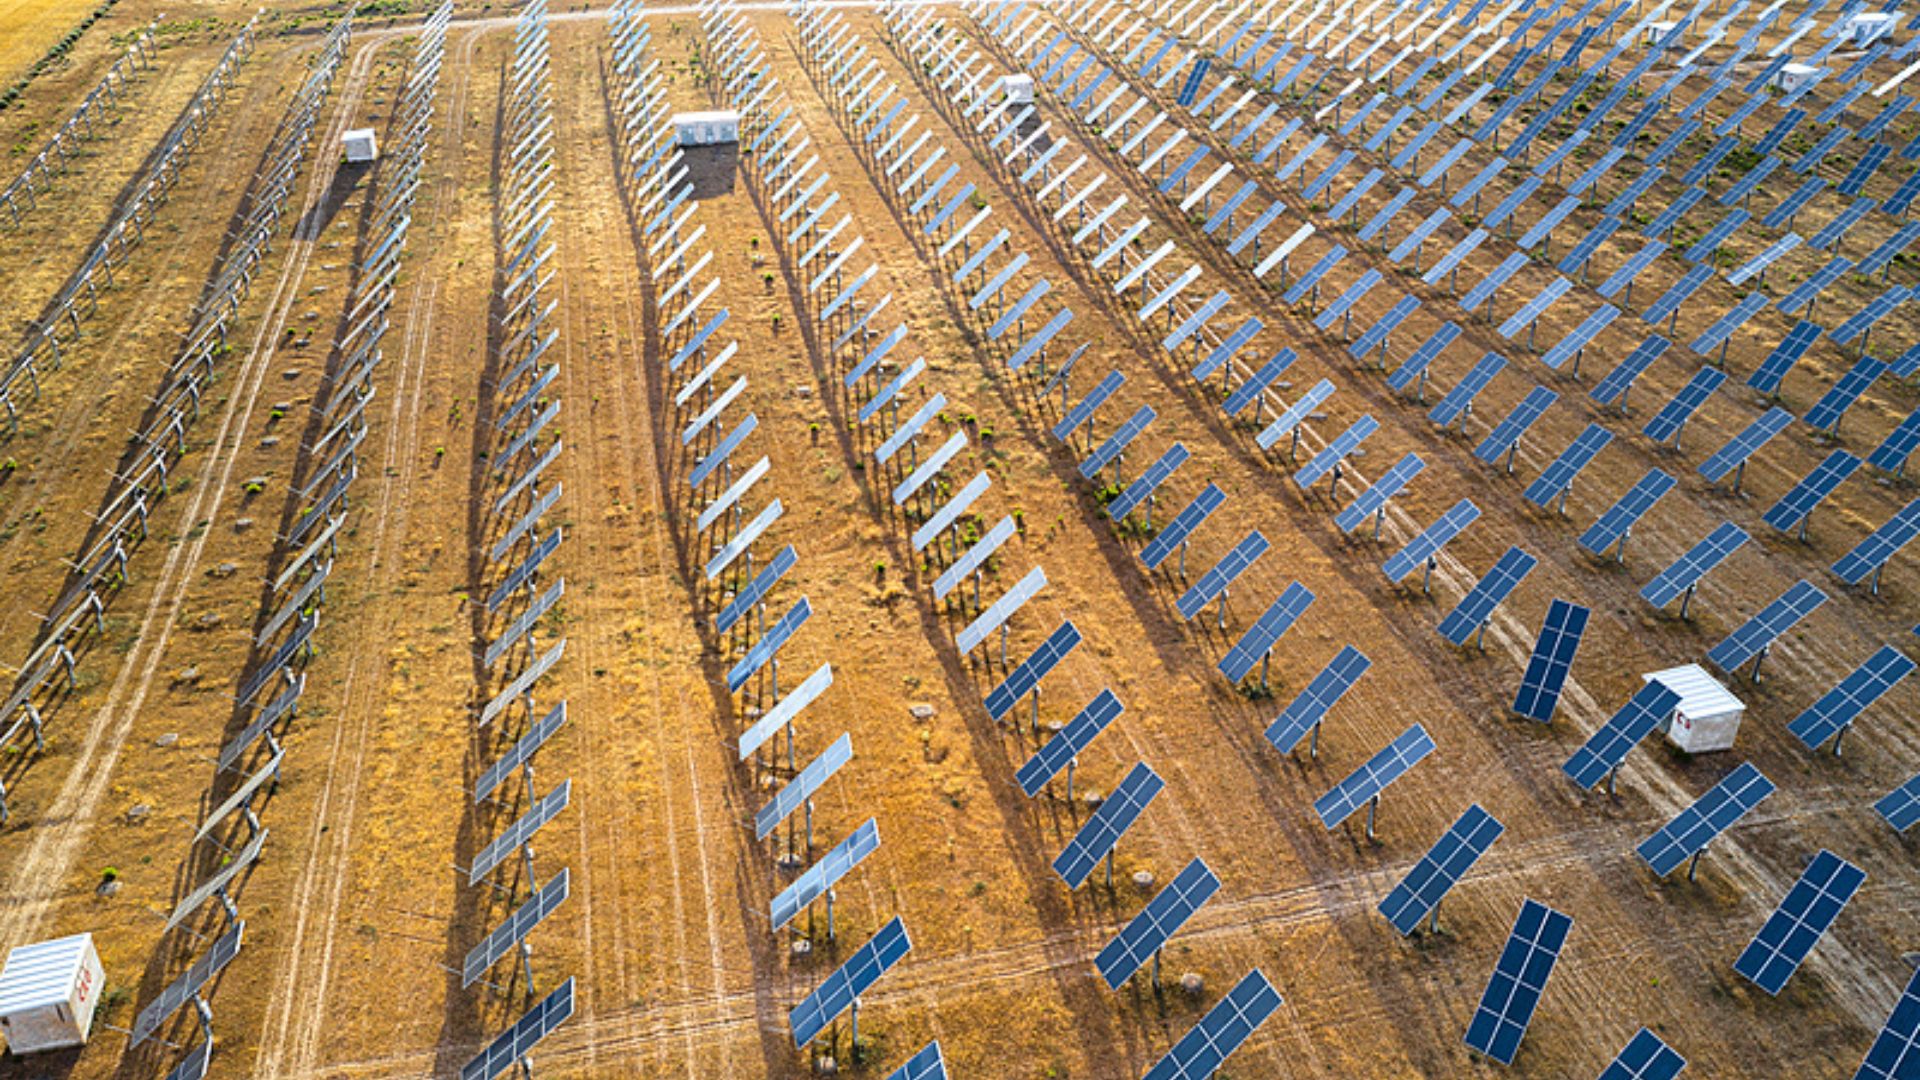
(0, 1), (1919, 1079)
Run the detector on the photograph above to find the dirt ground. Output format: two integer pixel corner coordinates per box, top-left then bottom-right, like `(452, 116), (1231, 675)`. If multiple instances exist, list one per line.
(0, 2), (1913, 1079)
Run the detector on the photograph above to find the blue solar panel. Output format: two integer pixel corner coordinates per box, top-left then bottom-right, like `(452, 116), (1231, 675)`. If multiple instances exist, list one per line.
(1766, 451), (1862, 533)
(1389, 209), (1453, 264)
(1642, 366), (1727, 445)
(1221, 583), (1315, 684)
(1314, 723), (1435, 828)
(462, 979), (575, 1080)
(1081, 406), (1156, 480)
(1141, 483), (1226, 570)
(1556, 215), (1621, 274)
(1707, 579), (1829, 673)
(1192, 317), (1263, 382)
(1513, 600), (1589, 722)
(1684, 209), (1749, 263)
(1336, 453), (1424, 534)
(1054, 370), (1125, 440)
(1790, 645), (1917, 750)
(1266, 646), (1370, 754)
(1877, 773), (1920, 833)
(757, 732), (853, 839)
(1776, 256), (1852, 313)
(1159, 145), (1211, 192)
(771, 817), (880, 931)
(1810, 197), (1877, 251)
(1313, 270), (1383, 332)
(1326, 168), (1385, 223)
(1110, 443), (1189, 522)
(1463, 899), (1572, 1065)
(1643, 264), (1714, 327)
(1422, 229), (1489, 287)
(1177, 530), (1269, 619)
(1690, 293), (1769, 357)
(1563, 680), (1683, 790)
(1474, 386), (1559, 465)
(1728, 231), (1802, 287)
(1221, 348), (1297, 416)
(1525, 425), (1613, 508)
(1642, 522), (1749, 608)
(1255, 378), (1335, 449)
(1460, 253), (1530, 314)
(1438, 547), (1538, 647)
(1390, 322), (1461, 395)
(1643, 189), (1706, 240)
(1831, 286), (1913, 347)
(789, 916), (911, 1047)
(1858, 220), (1920, 277)
(1301, 150), (1356, 201)
(1876, 407), (1920, 475)
(983, 621), (1080, 722)
(1588, 334), (1670, 410)
(884, 1041), (947, 1080)
(1834, 500), (1920, 585)
(1807, 356), (1889, 433)
(989, 279), (1052, 341)
(1142, 969), (1283, 1080)
(1017, 688), (1124, 797)
(1856, 964), (1920, 1080)
(1540, 305), (1619, 372)
(1499, 277), (1573, 339)
(1733, 849), (1865, 995)
(1699, 407), (1793, 486)
(1006, 309), (1073, 373)
(1349, 296), (1423, 361)
(1282, 245), (1350, 305)
(1096, 858), (1220, 988)
(1165, 291), (1230, 351)
(1054, 762), (1163, 887)
(716, 545), (797, 636)
(1748, 321), (1823, 396)
(1228, 200), (1286, 256)
(1385, 500), (1480, 582)
(1637, 762), (1775, 876)
(1429, 353), (1507, 427)
(727, 597), (810, 694)
(1597, 1028), (1686, 1080)
(1295, 416), (1378, 488)
(1377, 804), (1505, 935)
(1595, 242), (1669, 301)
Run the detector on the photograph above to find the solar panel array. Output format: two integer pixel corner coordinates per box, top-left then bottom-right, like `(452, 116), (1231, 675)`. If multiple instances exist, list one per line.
(1143, 969), (1283, 1080)
(1055, 762), (1164, 887)
(1638, 763), (1776, 877)
(1095, 858), (1220, 988)
(1513, 599), (1590, 722)
(1314, 723), (1436, 829)
(1377, 804), (1505, 935)
(1464, 899), (1572, 1066)
(1732, 849), (1865, 995)
(1597, 1028), (1687, 1080)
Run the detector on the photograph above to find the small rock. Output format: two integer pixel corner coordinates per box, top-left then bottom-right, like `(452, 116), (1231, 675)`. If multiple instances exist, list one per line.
(776, 852), (804, 871)
(168, 667), (197, 689)
(194, 613), (224, 630)
(1132, 870), (1155, 891)
(233, 518), (253, 533)
(793, 384), (813, 397)
(1083, 789), (1105, 809)
(283, 369), (302, 380)
(304, 310), (321, 321)
(309, 285), (328, 295)
(813, 1055), (837, 1075)
(96, 880), (121, 898)
(242, 476), (268, 493)
(791, 938), (813, 959)
(126, 804), (152, 822)
(294, 337), (312, 349)
(154, 732), (179, 747)
(259, 436), (280, 449)
(209, 562), (238, 579)
(1180, 973), (1205, 998)
(908, 703), (935, 720)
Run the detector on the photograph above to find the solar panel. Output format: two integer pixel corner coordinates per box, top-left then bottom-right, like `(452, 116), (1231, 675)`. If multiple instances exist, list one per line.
(1708, 579), (1829, 678)
(1313, 723), (1434, 829)
(1732, 849), (1865, 995)
(1875, 407), (1920, 476)
(1389, 209), (1453, 264)
(1054, 370), (1125, 440)
(1563, 679), (1684, 791)
(1689, 293), (1770, 360)
(475, 701), (567, 803)
(1266, 645), (1370, 755)
(1141, 483), (1226, 569)
(1385, 500), (1480, 584)
(1641, 522), (1749, 610)
(1858, 221), (1920, 278)
(1192, 317), (1263, 381)
(1054, 761), (1163, 887)
(1766, 451), (1862, 535)
(1422, 228), (1490, 287)
(1776, 256), (1852, 314)
(462, 978), (575, 1080)
(1643, 264), (1714, 328)
(739, 662), (832, 761)
(1460, 253), (1531, 315)
(1390, 322), (1461, 396)
(958, 566), (1048, 656)
(1789, 645), (1917, 751)
(1110, 444), (1189, 523)
(1228, 354), (1305, 418)
(1436, 547), (1537, 648)
(789, 916), (911, 1047)
(757, 732), (853, 839)
(131, 923), (245, 1047)
(1641, 366), (1726, 448)
(1313, 270), (1383, 333)
(1006, 308), (1073, 372)
(1165, 291), (1231, 351)
(772, 817), (882, 931)
(1698, 407), (1793, 488)
(1525, 425), (1613, 510)
(1511, 595), (1587, 720)
(1096, 858), (1220, 988)
(1748, 320), (1823, 396)
(1142, 969), (1282, 1080)
(1336, 453), (1424, 534)
(1295, 415), (1377, 488)
(1637, 762), (1775, 877)
(1498, 277), (1573, 339)
(1597, 1028), (1686, 1080)
(1221, 582), (1315, 684)
(1855, 964), (1920, 1080)
(1428, 352), (1505, 428)
(1081, 406), (1156, 481)
(1806, 356), (1889, 433)
(1017, 688), (1124, 797)
(1177, 530), (1269, 620)
(1474, 386), (1559, 467)
(1595, 241), (1669, 301)
(1540, 305), (1619, 372)
(1831, 286), (1914, 347)
(984, 620), (1082, 721)
(913, 472), (990, 551)
(727, 597), (810, 693)
(1877, 773), (1920, 832)
(885, 1041), (947, 1080)
(1378, 803), (1505, 935)
(1834, 499), (1920, 586)
(1728, 232), (1803, 288)
(1463, 899), (1572, 1065)
(989, 280), (1051, 341)
(1809, 197), (1877, 252)
(470, 781), (571, 884)
(1281, 245), (1349, 305)
(1349, 295), (1422, 362)
(464, 870), (568, 987)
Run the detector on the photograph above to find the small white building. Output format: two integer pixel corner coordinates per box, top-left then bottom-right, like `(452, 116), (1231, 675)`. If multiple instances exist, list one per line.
(1771, 62), (1823, 95)
(1643, 20), (1681, 47)
(1001, 73), (1035, 104)
(0, 933), (105, 1054)
(672, 110), (740, 147)
(1844, 11), (1897, 46)
(1644, 664), (1747, 754)
(342, 127), (379, 164)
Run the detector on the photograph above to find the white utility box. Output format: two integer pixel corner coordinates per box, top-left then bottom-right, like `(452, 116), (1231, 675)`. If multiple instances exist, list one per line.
(672, 110), (740, 147)
(1644, 664), (1747, 754)
(1844, 12), (1897, 46)
(1771, 62), (1822, 95)
(1000, 73), (1035, 103)
(1643, 20), (1680, 46)
(343, 127), (379, 164)
(0, 933), (105, 1054)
